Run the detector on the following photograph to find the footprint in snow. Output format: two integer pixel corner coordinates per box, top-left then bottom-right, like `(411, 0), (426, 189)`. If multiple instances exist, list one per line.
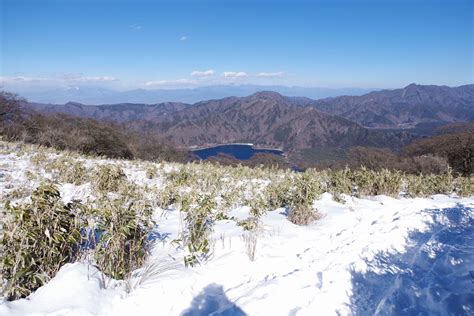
(315, 272), (323, 289)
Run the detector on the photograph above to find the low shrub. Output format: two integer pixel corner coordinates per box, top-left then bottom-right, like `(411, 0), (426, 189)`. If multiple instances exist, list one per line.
(1, 183), (84, 300)
(93, 196), (153, 280)
(145, 165), (157, 179)
(264, 177), (294, 210)
(328, 168), (354, 200)
(290, 172), (323, 207)
(288, 203), (321, 226)
(93, 164), (126, 193)
(249, 195), (269, 218)
(406, 170), (455, 197)
(353, 168), (403, 197)
(167, 168), (196, 187)
(242, 229), (258, 261)
(181, 194), (216, 267)
(454, 176), (473, 197)
(237, 217), (259, 231)
(47, 157), (88, 185)
(157, 184), (179, 208)
(30, 150), (49, 166)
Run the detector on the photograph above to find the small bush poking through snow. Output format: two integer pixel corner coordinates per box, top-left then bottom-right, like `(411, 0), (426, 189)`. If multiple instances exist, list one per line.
(238, 217), (259, 231)
(93, 193), (153, 280)
(0, 140), (473, 304)
(93, 164), (126, 193)
(49, 158), (88, 185)
(157, 184), (179, 209)
(327, 168), (354, 201)
(405, 169), (456, 197)
(145, 166), (157, 179)
(181, 194), (216, 267)
(288, 203), (321, 226)
(264, 177), (294, 210)
(352, 168), (403, 197)
(4, 187), (31, 200)
(290, 173), (323, 207)
(243, 229), (259, 261)
(167, 168), (196, 187)
(1, 183), (84, 300)
(62, 161), (87, 185)
(279, 173), (324, 225)
(29, 150), (49, 166)
(454, 176), (473, 197)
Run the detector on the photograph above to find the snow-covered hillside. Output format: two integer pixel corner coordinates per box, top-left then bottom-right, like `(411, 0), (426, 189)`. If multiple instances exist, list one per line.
(0, 142), (473, 315)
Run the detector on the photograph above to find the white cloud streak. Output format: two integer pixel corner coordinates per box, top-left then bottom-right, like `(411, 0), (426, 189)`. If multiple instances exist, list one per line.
(0, 76), (49, 83)
(223, 71), (248, 78)
(129, 24), (142, 30)
(256, 72), (285, 78)
(191, 69), (215, 77)
(145, 78), (196, 87)
(70, 76), (118, 82)
(0, 75), (119, 86)
(179, 35), (188, 41)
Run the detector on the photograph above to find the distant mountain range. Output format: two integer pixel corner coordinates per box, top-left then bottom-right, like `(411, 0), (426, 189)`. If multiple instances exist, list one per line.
(311, 84), (474, 129)
(13, 85), (375, 104)
(28, 83), (474, 153)
(146, 91), (413, 151)
(30, 101), (190, 123)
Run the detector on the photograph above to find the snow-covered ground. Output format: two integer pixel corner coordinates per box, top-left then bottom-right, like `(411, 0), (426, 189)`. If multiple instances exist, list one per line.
(1, 145), (473, 315)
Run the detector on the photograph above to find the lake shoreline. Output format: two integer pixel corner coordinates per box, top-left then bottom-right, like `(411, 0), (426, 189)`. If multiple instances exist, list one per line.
(190, 143), (285, 161)
(186, 143), (284, 152)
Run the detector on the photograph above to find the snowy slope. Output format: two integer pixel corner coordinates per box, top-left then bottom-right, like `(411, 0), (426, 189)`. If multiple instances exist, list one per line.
(0, 144), (473, 315)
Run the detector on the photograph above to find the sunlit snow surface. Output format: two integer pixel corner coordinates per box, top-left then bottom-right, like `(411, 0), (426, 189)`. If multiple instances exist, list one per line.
(1, 151), (473, 315)
(350, 204), (474, 315)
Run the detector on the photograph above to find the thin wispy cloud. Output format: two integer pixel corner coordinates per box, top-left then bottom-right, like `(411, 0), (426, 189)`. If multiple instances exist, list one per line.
(145, 78), (196, 87)
(256, 72), (285, 78)
(129, 24), (142, 30)
(72, 76), (118, 82)
(0, 76), (48, 83)
(223, 71), (248, 78)
(179, 35), (188, 41)
(63, 73), (118, 82)
(0, 74), (119, 87)
(191, 69), (215, 77)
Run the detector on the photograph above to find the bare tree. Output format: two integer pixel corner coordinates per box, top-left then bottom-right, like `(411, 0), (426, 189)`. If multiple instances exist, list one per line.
(0, 91), (23, 119)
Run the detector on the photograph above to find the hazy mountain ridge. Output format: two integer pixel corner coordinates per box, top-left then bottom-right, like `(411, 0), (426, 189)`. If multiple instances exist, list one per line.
(24, 84), (472, 152)
(13, 85), (375, 105)
(26, 90), (412, 152)
(310, 84), (474, 128)
(29, 101), (190, 123)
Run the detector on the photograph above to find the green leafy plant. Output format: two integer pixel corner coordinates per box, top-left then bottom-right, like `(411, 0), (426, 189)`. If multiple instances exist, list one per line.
(93, 195), (153, 280)
(406, 169), (455, 197)
(237, 217), (259, 231)
(264, 176), (294, 210)
(157, 184), (179, 208)
(145, 165), (157, 179)
(93, 164), (126, 193)
(182, 194), (216, 267)
(29, 150), (49, 166)
(1, 183), (84, 300)
(167, 168), (196, 187)
(55, 160), (88, 185)
(287, 203), (321, 226)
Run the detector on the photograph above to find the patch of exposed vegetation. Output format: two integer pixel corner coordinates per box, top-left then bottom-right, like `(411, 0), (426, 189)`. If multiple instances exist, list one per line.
(0, 138), (472, 301)
(1, 183), (84, 300)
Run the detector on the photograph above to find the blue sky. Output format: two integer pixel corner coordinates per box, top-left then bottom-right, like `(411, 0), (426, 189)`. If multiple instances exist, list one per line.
(1, 0), (472, 90)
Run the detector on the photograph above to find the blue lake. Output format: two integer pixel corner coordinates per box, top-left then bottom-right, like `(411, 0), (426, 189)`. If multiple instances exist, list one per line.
(193, 144), (284, 160)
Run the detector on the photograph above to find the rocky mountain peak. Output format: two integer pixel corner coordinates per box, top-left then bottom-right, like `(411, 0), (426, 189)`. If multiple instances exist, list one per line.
(248, 91), (285, 101)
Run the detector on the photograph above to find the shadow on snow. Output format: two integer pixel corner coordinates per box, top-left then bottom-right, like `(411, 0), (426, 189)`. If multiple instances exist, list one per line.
(348, 203), (474, 315)
(181, 283), (246, 316)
